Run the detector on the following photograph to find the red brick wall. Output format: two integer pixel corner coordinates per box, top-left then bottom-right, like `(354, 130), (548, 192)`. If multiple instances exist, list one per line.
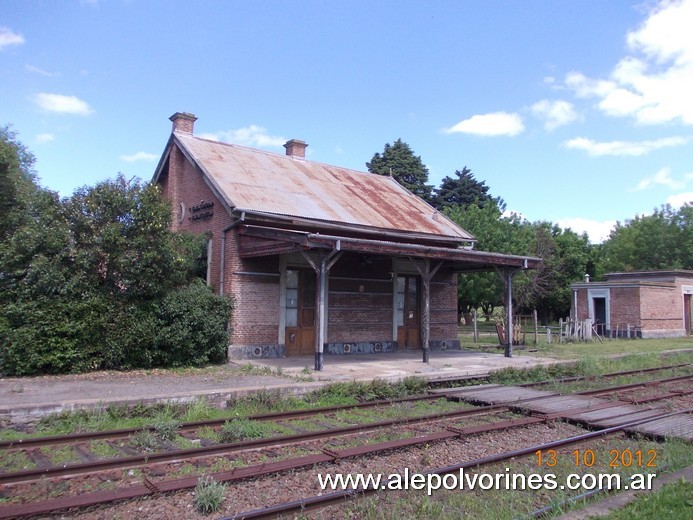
(328, 254), (392, 342)
(639, 285), (680, 331)
(430, 268), (459, 340)
(160, 144), (234, 293)
(225, 230), (280, 345)
(610, 287), (641, 327)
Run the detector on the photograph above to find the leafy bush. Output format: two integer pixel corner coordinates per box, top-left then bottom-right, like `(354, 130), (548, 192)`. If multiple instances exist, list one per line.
(0, 172), (234, 375)
(155, 280), (233, 367)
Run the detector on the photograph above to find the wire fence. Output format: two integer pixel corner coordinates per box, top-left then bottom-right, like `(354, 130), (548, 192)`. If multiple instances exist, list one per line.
(459, 310), (642, 345)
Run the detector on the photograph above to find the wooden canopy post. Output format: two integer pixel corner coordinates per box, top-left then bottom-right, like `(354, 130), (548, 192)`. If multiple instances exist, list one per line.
(504, 267), (513, 357)
(411, 258), (443, 364)
(302, 248), (342, 371)
(315, 255), (328, 370)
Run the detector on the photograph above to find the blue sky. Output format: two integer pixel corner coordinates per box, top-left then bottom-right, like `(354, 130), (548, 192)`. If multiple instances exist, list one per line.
(2, 0), (692, 243)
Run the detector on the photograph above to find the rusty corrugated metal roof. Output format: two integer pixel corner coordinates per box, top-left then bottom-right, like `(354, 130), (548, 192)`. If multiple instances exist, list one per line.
(175, 134), (474, 242)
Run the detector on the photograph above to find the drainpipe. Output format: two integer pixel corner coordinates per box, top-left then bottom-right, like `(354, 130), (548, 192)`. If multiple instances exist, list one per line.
(219, 211), (245, 295)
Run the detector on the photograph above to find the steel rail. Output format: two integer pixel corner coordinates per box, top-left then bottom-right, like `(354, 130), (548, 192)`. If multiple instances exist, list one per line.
(575, 373), (692, 396)
(427, 362), (691, 388)
(520, 362), (691, 388)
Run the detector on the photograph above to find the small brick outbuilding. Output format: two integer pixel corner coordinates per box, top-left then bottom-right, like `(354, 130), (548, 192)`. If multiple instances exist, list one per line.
(153, 112), (540, 368)
(570, 270), (693, 338)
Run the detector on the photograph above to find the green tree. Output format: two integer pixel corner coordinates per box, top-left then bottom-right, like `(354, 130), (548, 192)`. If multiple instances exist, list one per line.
(597, 204), (692, 274)
(0, 126), (39, 238)
(515, 223), (591, 322)
(444, 202), (533, 321)
(367, 139), (433, 202)
(433, 167), (505, 211)
(0, 168), (232, 375)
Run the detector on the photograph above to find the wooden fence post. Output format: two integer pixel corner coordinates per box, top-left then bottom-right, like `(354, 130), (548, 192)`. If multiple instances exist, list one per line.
(558, 318), (563, 343)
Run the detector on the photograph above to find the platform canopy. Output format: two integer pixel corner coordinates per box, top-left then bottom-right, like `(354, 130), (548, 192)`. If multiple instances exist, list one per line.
(238, 224), (541, 273)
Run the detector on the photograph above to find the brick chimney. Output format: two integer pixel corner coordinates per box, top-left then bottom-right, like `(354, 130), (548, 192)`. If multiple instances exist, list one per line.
(283, 139), (308, 158)
(169, 112), (197, 135)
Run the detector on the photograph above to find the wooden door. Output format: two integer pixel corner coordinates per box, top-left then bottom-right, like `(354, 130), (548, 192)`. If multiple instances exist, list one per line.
(396, 275), (420, 349)
(285, 269), (316, 356)
(685, 294), (692, 336)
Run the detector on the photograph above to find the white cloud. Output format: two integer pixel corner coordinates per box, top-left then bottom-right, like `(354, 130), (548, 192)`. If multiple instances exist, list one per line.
(556, 217), (617, 244)
(564, 0), (693, 125)
(36, 133), (55, 143)
(25, 64), (58, 76)
(32, 93), (94, 116)
(0, 27), (24, 50)
(666, 192), (693, 207)
(199, 125), (286, 148)
(444, 112), (524, 137)
(563, 135), (688, 156)
(120, 151), (158, 162)
(531, 99), (580, 130)
(631, 167), (685, 191)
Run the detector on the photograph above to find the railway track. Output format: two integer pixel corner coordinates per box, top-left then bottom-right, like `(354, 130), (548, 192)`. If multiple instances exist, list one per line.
(3, 362), (688, 452)
(0, 371), (691, 519)
(223, 409), (687, 520)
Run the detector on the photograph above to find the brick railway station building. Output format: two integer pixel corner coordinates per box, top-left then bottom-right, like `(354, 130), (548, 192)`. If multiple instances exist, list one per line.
(153, 112), (540, 369)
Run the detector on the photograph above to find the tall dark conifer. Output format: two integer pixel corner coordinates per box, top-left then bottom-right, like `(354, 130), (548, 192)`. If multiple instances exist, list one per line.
(367, 139), (433, 203)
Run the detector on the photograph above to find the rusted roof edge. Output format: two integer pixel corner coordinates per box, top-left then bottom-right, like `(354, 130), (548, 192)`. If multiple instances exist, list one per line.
(236, 208), (476, 246)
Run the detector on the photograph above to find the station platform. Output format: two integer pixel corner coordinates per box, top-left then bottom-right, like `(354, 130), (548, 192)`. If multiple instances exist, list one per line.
(0, 349), (560, 425)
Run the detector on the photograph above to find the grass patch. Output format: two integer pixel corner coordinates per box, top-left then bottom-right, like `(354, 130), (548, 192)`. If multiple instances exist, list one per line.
(479, 351), (693, 387)
(218, 418), (279, 443)
(88, 440), (121, 459)
(600, 477), (692, 520)
(0, 450), (35, 472)
(45, 445), (78, 465)
(129, 429), (161, 452)
(306, 377), (427, 404)
(499, 337), (693, 360)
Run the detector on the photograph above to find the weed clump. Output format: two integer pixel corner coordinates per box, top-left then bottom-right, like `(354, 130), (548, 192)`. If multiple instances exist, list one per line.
(193, 475), (226, 514)
(219, 418), (275, 443)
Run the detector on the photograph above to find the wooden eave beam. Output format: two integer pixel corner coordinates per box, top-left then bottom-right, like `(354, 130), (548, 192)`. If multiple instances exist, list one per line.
(239, 224), (541, 270)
